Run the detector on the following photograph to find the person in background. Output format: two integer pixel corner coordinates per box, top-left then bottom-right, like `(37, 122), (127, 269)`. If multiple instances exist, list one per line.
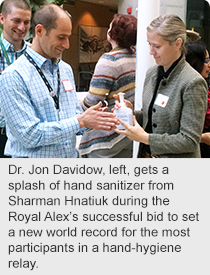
(0, 0), (31, 158)
(186, 29), (201, 42)
(185, 39), (210, 157)
(79, 14), (137, 158)
(114, 14), (207, 158)
(0, 4), (117, 158)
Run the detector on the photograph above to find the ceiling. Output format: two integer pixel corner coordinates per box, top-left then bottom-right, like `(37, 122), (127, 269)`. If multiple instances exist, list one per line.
(70, 0), (118, 9)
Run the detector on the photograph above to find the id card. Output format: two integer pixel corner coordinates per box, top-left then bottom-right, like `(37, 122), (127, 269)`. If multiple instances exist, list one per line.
(62, 79), (74, 92)
(154, 93), (169, 108)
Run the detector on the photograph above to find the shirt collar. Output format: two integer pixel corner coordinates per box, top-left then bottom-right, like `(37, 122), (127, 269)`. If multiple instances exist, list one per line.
(159, 54), (183, 79)
(111, 46), (123, 52)
(1, 32), (27, 52)
(26, 46), (60, 69)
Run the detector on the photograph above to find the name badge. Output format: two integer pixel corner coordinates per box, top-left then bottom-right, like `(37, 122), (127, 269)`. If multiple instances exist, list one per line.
(154, 93), (169, 108)
(62, 79), (74, 92)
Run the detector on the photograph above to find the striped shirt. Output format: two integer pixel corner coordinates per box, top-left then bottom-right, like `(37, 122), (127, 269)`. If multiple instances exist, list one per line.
(0, 46), (82, 158)
(79, 47), (136, 156)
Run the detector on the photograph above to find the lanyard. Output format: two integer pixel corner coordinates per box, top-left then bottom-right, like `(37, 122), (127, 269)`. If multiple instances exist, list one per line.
(24, 51), (60, 110)
(0, 36), (11, 66)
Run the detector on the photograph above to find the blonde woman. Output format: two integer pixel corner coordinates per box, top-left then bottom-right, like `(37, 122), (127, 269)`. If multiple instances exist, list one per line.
(115, 14), (208, 158)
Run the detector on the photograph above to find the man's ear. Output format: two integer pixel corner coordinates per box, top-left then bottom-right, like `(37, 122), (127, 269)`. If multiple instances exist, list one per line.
(35, 24), (45, 37)
(0, 13), (4, 25)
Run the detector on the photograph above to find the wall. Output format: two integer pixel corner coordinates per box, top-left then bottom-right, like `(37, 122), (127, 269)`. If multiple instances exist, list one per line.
(118, 0), (138, 17)
(63, 2), (116, 86)
(160, 0), (187, 22)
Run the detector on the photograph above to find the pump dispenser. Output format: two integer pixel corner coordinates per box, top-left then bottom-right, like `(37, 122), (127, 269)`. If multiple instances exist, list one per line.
(114, 93), (133, 129)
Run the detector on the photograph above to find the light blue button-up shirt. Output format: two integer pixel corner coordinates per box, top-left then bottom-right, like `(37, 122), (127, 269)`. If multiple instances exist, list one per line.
(0, 33), (28, 127)
(0, 47), (83, 158)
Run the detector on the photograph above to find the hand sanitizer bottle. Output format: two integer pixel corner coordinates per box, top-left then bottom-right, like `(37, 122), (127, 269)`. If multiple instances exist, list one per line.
(114, 93), (133, 129)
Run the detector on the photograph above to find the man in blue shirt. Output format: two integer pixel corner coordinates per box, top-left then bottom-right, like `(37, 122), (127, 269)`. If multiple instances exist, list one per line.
(0, 4), (117, 158)
(0, 0), (31, 157)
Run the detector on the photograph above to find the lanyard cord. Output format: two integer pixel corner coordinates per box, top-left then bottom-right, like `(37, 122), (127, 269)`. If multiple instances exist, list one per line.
(24, 51), (60, 110)
(0, 36), (11, 66)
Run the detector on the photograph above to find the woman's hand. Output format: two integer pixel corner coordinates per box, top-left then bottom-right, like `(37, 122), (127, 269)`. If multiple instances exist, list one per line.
(114, 115), (149, 144)
(112, 94), (134, 112)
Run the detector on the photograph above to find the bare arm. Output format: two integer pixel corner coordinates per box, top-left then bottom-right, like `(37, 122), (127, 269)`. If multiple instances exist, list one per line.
(200, 132), (210, 145)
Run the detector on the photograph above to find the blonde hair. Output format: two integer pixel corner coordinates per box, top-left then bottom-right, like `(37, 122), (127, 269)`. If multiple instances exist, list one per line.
(147, 14), (187, 54)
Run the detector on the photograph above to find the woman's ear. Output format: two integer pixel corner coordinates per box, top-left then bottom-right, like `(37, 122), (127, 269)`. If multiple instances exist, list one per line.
(176, 38), (183, 50)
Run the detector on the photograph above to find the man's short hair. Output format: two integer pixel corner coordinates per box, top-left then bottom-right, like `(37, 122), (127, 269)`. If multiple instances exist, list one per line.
(32, 4), (63, 37)
(1, 0), (31, 17)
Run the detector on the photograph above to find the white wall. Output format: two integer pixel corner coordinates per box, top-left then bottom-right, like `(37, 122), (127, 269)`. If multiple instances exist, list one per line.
(134, 0), (160, 157)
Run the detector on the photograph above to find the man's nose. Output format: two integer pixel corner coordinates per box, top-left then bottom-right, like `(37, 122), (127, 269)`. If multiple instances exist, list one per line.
(18, 22), (25, 31)
(63, 38), (70, 49)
